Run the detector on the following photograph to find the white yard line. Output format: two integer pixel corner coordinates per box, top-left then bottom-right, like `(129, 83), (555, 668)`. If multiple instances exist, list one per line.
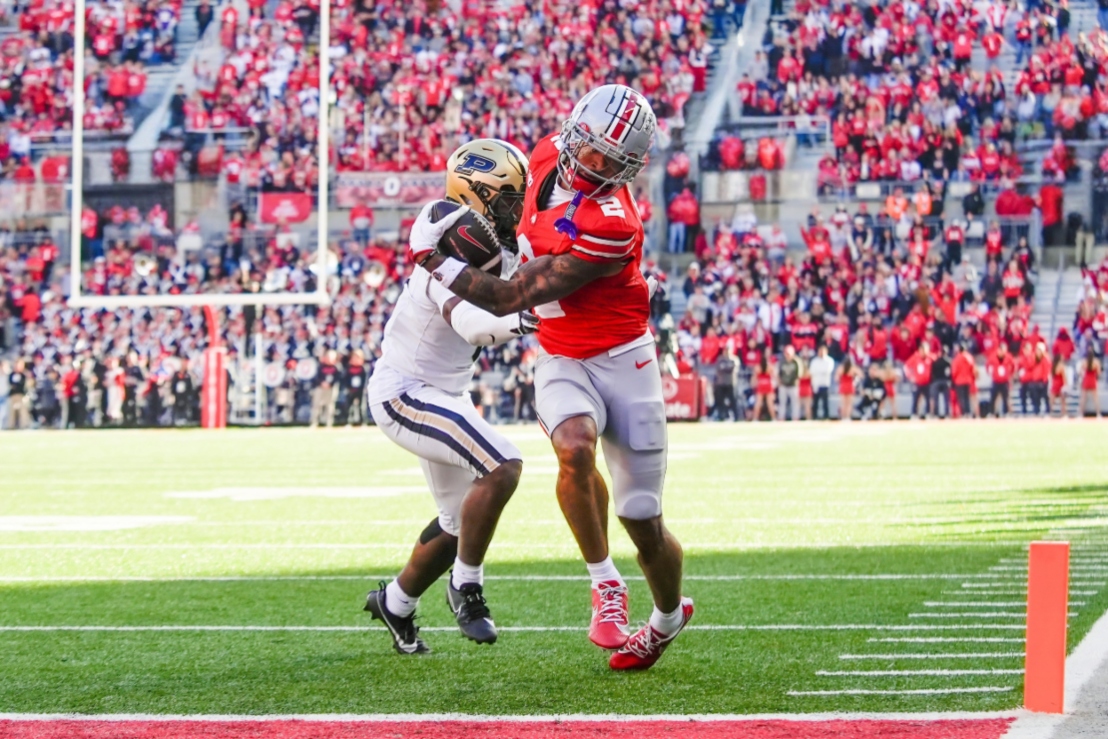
(839, 653), (1022, 660)
(867, 637), (1025, 643)
(0, 542), (1041, 550)
(816, 669), (1024, 676)
(0, 623), (1033, 633)
(0, 573), (1030, 583)
(988, 571), (1108, 576)
(923, 602), (1085, 607)
(788, 688), (1015, 696)
(908, 613), (1032, 618)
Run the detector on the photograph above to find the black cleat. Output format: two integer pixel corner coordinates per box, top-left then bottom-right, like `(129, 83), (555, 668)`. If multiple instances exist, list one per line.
(446, 576), (498, 644)
(364, 581), (430, 655)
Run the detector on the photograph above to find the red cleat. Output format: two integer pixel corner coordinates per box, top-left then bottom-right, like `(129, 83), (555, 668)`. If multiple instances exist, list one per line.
(588, 580), (630, 650)
(609, 597), (694, 671)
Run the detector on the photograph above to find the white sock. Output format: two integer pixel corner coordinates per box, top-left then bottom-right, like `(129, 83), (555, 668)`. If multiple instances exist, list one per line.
(384, 579), (418, 618)
(586, 556), (625, 587)
(451, 558), (484, 588)
(649, 604), (684, 636)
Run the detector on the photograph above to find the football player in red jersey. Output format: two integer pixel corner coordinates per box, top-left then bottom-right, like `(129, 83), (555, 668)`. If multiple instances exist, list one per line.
(414, 84), (691, 671)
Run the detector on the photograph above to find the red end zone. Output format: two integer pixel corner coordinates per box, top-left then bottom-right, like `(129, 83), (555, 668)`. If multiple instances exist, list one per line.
(0, 718), (1015, 739)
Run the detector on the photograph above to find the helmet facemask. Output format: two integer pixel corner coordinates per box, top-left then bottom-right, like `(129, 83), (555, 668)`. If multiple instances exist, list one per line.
(557, 117), (647, 200)
(465, 180), (524, 252)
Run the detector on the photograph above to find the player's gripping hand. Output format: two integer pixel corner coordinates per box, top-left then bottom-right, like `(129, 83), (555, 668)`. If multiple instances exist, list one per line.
(511, 311), (539, 337)
(646, 275), (659, 300)
(407, 201), (470, 265)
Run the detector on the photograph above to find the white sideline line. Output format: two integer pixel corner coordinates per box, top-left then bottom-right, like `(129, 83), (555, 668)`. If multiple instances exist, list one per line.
(0, 710), (1022, 722)
(816, 669), (1023, 676)
(868, 638), (1025, 643)
(0, 574), (1026, 583)
(839, 653), (1022, 660)
(1001, 607), (1108, 739)
(0, 624), (1032, 633)
(788, 688), (1015, 696)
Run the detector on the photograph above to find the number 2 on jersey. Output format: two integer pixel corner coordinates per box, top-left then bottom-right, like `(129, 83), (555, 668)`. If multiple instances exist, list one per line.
(516, 234), (566, 319)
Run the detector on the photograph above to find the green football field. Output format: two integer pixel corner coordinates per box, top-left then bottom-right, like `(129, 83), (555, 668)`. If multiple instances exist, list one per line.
(1, 422), (1106, 716)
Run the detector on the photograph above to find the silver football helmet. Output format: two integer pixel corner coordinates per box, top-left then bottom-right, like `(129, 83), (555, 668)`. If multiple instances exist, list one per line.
(558, 84), (656, 200)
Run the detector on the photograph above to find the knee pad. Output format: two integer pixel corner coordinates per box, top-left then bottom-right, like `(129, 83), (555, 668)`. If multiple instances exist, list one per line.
(617, 492), (663, 520)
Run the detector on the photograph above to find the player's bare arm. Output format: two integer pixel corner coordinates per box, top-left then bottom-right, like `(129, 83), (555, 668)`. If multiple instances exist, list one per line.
(421, 252), (622, 317)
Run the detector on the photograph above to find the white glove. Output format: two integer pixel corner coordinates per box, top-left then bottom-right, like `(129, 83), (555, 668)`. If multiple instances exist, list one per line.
(513, 311), (539, 336)
(646, 275), (659, 300)
(408, 201), (470, 264)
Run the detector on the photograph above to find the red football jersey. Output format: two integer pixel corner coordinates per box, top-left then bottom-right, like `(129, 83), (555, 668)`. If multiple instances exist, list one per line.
(516, 134), (649, 360)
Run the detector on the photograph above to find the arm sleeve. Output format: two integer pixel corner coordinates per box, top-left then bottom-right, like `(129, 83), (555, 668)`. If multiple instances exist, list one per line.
(448, 301), (523, 347)
(426, 277), (521, 346)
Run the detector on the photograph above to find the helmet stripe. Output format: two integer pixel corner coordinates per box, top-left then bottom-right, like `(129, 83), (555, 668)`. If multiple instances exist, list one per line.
(605, 91), (640, 145)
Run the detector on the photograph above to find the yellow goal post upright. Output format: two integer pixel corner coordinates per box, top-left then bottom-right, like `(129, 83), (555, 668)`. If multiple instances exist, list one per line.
(66, 0), (333, 426)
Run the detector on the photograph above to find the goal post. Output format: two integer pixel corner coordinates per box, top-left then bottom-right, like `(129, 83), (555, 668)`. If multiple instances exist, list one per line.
(67, 0), (333, 310)
(67, 0), (335, 426)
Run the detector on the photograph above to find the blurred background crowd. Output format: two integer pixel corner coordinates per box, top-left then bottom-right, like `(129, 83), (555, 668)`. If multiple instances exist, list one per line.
(1, 0), (1106, 429)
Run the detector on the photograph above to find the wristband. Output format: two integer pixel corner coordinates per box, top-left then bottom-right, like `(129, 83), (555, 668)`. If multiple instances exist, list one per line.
(431, 257), (468, 288)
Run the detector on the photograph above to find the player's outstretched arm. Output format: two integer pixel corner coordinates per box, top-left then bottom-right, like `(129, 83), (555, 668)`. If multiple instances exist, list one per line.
(420, 252), (620, 317)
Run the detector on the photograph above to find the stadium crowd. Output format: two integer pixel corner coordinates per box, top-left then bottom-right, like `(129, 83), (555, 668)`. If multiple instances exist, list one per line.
(669, 194), (1105, 422)
(327, 0), (714, 173)
(0, 0), (185, 152)
(0, 208), (548, 429)
(2, 193), (1105, 430)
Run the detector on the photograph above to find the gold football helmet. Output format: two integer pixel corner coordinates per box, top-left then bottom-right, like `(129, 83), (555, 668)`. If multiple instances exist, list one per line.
(445, 138), (528, 250)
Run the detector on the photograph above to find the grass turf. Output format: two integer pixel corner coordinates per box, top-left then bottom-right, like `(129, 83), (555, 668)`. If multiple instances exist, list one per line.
(0, 422), (1105, 715)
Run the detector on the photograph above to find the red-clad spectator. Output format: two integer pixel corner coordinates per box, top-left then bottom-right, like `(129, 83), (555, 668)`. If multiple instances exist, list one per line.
(1038, 182), (1064, 246)
(1051, 327), (1075, 363)
(891, 326), (917, 363)
(757, 137), (784, 170)
(904, 344), (933, 418)
(995, 182), (1036, 216)
(1002, 260), (1026, 308)
(951, 345), (977, 417)
(987, 343), (1017, 416)
(719, 136), (744, 171)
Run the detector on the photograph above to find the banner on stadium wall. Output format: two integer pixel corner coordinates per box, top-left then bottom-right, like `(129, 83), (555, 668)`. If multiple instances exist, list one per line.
(334, 172), (445, 208)
(662, 373), (707, 421)
(258, 192), (313, 224)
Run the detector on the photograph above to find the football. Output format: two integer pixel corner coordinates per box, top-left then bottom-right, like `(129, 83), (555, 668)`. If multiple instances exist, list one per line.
(430, 199), (503, 273)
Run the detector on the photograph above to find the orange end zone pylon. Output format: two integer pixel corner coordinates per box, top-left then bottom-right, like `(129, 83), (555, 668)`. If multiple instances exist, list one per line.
(1024, 541), (1070, 713)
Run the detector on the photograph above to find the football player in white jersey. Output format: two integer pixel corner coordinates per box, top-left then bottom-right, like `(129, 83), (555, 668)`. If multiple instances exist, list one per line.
(364, 139), (534, 653)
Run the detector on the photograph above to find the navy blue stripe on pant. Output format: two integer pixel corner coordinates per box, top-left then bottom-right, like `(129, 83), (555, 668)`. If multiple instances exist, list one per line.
(382, 400), (492, 477)
(398, 393), (509, 467)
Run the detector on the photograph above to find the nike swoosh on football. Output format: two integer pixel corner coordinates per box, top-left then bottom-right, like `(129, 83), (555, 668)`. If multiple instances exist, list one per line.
(457, 226), (492, 253)
(635, 359), (652, 369)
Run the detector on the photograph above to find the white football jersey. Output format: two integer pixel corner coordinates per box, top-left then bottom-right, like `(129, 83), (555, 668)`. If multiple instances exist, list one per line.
(369, 256), (518, 401)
